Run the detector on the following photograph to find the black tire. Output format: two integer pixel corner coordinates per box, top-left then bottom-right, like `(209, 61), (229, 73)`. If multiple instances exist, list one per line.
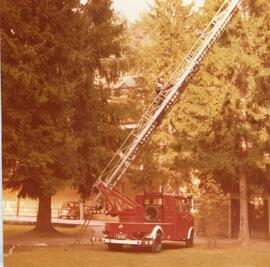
(108, 243), (123, 251)
(185, 230), (194, 247)
(151, 232), (162, 253)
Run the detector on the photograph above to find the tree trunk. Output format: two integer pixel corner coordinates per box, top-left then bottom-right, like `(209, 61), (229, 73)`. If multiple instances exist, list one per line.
(35, 195), (55, 232)
(238, 166), (250, 243)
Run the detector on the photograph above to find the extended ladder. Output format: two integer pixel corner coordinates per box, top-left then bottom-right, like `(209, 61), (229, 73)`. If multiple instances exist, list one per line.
(90, 0), (243, 206)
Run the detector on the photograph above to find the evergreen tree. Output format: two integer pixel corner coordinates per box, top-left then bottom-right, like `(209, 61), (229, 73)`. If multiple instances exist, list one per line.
(2, 0), (123, 231)
(70, 0), (124, 200)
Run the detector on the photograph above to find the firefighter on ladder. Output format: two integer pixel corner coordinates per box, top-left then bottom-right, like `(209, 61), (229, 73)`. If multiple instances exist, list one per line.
(154, 73), (173, 105)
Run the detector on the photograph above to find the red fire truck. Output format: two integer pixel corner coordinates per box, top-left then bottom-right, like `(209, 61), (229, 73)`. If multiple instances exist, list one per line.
(91, 191), (194, 252)
(75, 0), (242, 252)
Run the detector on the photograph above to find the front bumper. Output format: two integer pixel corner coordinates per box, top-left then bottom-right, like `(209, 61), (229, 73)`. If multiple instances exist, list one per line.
(91, 237), (153, 246)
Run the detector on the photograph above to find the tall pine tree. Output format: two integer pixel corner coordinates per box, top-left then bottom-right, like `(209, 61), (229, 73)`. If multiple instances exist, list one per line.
(2, 0), (123, 231)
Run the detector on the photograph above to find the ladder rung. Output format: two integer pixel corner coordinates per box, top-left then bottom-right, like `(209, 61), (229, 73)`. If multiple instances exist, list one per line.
(185, 56), (193, 63)
(201, 32), (210, 41)
(143, 113), (153, 120)
(132, 133), (140, 139)
(157, 94), (166, 100)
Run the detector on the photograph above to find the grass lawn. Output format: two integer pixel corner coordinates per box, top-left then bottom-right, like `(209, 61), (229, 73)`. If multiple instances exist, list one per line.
(4, 242), (270, 267)
(4, 224), (270, 267)
(4, 223), (94, 249)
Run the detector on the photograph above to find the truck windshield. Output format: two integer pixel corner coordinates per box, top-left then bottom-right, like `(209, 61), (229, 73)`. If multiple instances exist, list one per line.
(144, 198), (163, 206)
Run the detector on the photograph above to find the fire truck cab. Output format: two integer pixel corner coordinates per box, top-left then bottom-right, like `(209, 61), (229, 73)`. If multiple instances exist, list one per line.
(100, 192), (194, 252)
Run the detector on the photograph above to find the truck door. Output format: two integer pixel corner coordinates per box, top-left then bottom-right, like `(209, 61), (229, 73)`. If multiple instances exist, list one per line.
(175, 198), (192, 240)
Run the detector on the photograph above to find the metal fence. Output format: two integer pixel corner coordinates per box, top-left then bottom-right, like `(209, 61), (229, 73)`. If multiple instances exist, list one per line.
(3, 204), (60, 219)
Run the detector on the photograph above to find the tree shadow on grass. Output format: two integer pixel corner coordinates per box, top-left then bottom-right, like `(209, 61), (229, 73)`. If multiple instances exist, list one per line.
(4, 224), (92, 246)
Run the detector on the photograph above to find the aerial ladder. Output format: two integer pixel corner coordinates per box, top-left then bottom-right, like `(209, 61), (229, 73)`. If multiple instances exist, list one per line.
(72, 0), (243, 246)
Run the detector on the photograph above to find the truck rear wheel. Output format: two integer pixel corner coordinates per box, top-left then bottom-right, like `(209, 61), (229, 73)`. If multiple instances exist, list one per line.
(108, 243), (123, 251)
(151, 232), (162, 253)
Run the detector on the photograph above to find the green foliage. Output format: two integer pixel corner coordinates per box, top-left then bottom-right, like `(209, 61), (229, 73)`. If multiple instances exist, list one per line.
(2, 0), (85, 198)
(196, 176), (230, 247)
(124, 0), (198, 188)
(131, 0), (196, 89)
(132, 0), (270, 194)
(2, 0), (124, 201)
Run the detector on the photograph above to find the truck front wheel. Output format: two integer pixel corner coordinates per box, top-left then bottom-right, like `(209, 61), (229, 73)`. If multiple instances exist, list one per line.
(151, 232), (162, 253)
(108, 243), (123, 251)
(185, 230), (194, 247)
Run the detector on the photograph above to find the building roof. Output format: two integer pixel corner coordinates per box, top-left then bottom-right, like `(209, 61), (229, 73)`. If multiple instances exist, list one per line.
(114, 75), (143, 90)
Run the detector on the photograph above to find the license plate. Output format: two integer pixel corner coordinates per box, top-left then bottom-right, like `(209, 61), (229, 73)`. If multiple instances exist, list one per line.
(115, 234), (126, 240)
